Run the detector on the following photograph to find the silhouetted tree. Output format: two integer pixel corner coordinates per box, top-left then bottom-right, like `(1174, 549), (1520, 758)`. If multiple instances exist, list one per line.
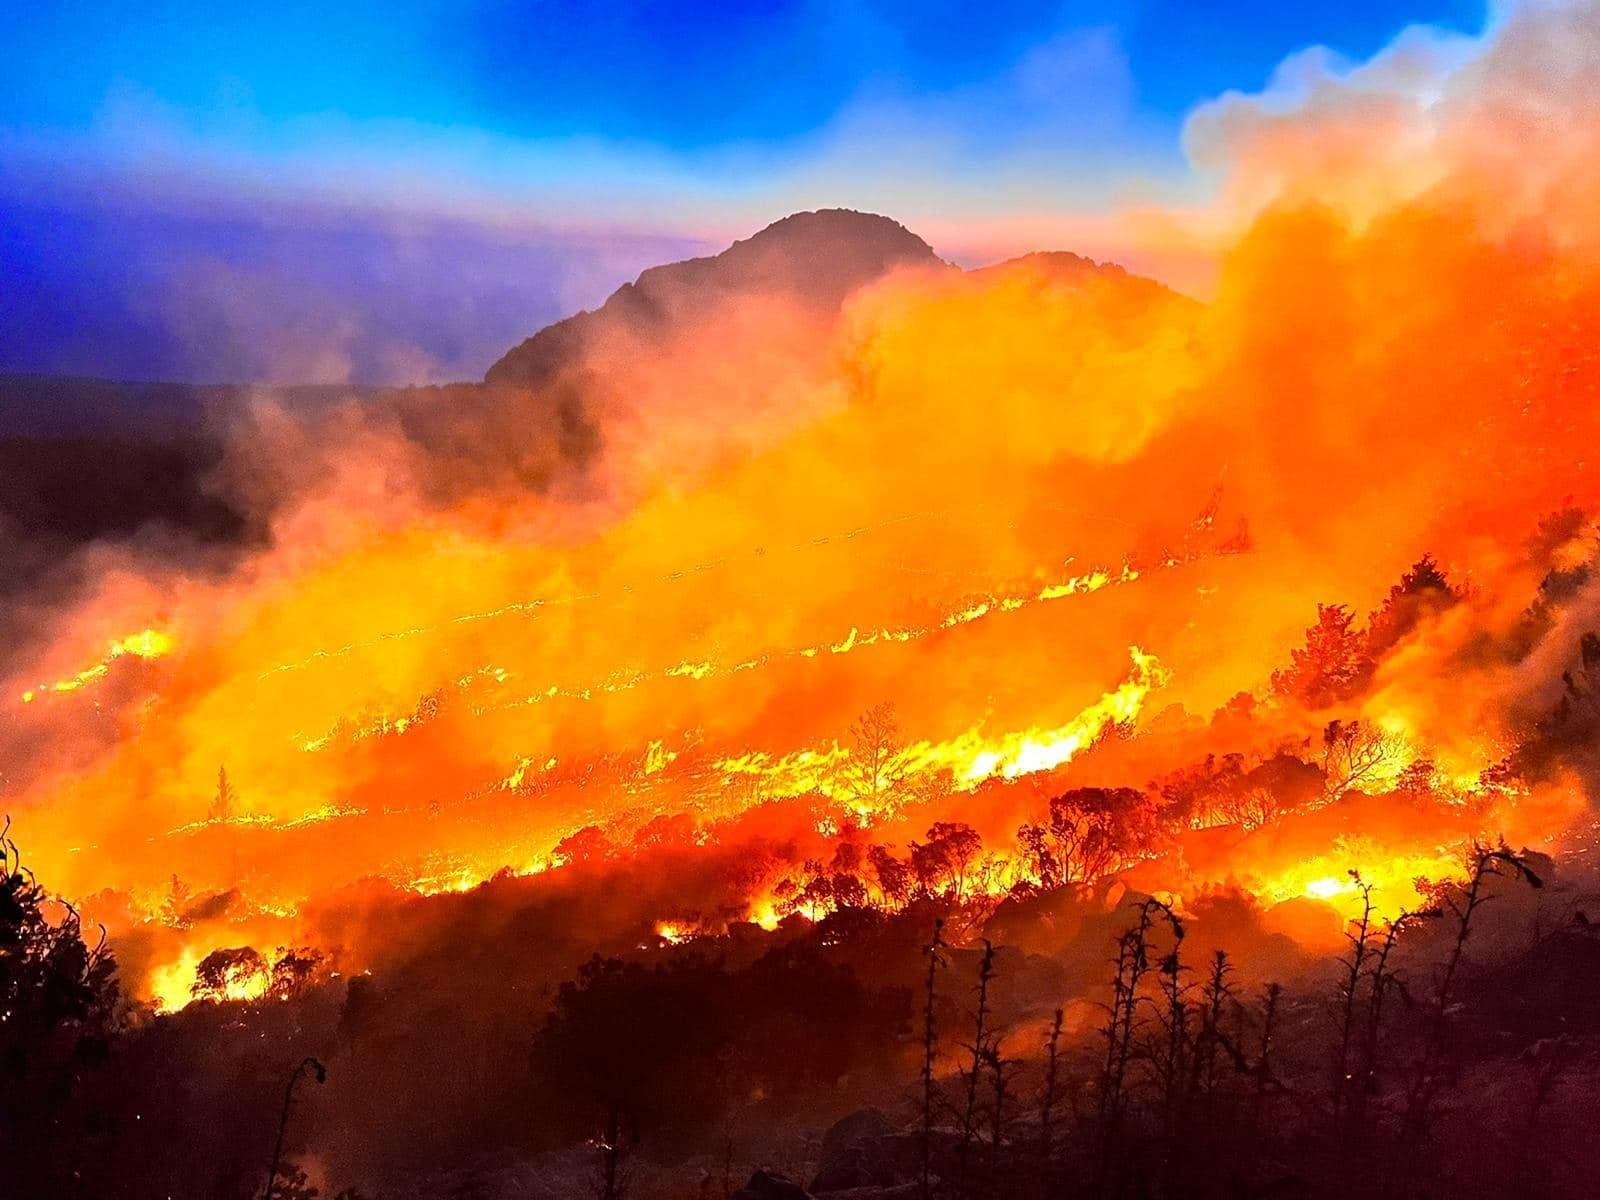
(1331, 873), (1377, 1125)
(1046, 788), (1151, 882)
(210, 764), (237, 821)
(1252, 982), (1281, 1137)
(1015, 820), (1061, 888)
(798, 860), (834, 920)
(927, 822), (983, 900)
(1366, 555), (1457, 660)
(920, 920), (947, 1200)
(868, 844), (913, 908)
(193, 945), (269, 1003)
(1097, 897), (1183, 1191)
(1350, 907), (1429, 1136)
(1038, 1008), (1064, 1199)
(1192, 950), (1235, 1103)
(956, 940), (997, 1196)
(1156, 934), (1191, 1136)
(983, 1037), (1019, 1194)
(846, 701), (907, 805)
(1400, 846), (1542, 1146)
(829, 870), (868, 910)
(264, 1057), (326, 1200)
(1272, 603), (1373, 707)
(536, 955), (735, 1145)
(269, 947), (326, 1000)
(1320, 719), (1397, 799)
(554, 825), (612, 867)
(0, 817), (120, 1196)
(1156, 753), (1247, 829)
(910, 837), (953, 899)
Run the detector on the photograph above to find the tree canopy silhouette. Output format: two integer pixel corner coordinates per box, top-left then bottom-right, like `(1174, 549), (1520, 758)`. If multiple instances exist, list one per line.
(0, 817), (121, 1194)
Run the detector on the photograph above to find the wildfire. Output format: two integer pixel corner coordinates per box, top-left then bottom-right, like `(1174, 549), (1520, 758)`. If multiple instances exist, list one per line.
(287, 553), (1165, 757)
(147, 945), (270, 1013)
(712, 646), (1166, 810)
(11, 20), (1600, 1011)
(19, 628), (172, 703)
(655, 921), (692, 945)
(1248, 839), (1471, 922)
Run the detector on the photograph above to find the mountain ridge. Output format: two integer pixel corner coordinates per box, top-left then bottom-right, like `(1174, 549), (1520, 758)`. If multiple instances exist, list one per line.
(484, 209), (944, 388)
(0, 213), (1174, 591)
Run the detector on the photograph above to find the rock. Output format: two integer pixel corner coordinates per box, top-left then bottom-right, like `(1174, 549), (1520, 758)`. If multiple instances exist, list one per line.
(733, 1169), (813, 1200)
(810, 1138), (896, 1193)
(870, 1129), (959, 1181)
(818, 1107), (895, 1168)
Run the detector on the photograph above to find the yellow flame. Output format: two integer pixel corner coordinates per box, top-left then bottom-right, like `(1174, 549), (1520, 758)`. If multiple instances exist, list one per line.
(147, 942), (271, 1013)
(714, 646), (1166, 803)
(20, 628), (173, 703)
(1249, 837), (1466, 920)
(288, 552), (1175, 755)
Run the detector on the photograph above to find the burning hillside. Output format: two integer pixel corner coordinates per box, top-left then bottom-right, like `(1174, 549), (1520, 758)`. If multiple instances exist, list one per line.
(8, 173), (1599, 1007)
(8, 5), (1600, 1196)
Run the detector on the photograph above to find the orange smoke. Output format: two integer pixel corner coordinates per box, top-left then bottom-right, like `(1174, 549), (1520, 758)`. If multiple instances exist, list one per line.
(6, 2), (1600, 1003)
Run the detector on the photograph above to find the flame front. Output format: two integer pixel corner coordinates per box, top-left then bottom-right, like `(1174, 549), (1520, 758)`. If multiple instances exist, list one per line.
(19, 628), (173, 704)
(9, 7), (1600, 1004)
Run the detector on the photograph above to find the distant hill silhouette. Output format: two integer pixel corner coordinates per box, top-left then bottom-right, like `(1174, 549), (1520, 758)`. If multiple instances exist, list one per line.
(966, 246), (1184, 305)
(0, 374), (370, 440)
(975, 249), (1148, 284)
(485, 209), (943, 388)
(0, 212), (1179, 604)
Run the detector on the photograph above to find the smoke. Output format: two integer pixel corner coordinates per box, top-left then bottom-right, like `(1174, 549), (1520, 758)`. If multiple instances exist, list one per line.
(1183, 1), (1600, 246)
(4, 2), (1600, 1018)
(0, 172), (712, 384)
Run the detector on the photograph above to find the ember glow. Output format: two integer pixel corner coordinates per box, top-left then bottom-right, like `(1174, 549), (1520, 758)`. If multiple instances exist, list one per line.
(20, 9), (1600, 1200)
(18, 628), (173, 703)
(5, 3), (1600, 1032)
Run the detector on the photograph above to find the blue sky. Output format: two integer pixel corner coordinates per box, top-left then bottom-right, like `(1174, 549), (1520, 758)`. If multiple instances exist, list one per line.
(0, 1), (1490, 383)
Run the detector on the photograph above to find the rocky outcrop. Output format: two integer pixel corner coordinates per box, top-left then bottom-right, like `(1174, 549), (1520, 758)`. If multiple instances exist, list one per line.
(732, 1169), (813, 1200)
(810, 1108), (897, 1192)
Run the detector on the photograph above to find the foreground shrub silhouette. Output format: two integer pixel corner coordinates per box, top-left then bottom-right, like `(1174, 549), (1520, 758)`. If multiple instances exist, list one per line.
(0, 816), (121, 1196)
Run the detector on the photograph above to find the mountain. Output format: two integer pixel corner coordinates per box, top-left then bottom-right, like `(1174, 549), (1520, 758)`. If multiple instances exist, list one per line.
(485, 209), (943, 388)
(0, 374), (377, 439)
(0, 213), (1181, 597)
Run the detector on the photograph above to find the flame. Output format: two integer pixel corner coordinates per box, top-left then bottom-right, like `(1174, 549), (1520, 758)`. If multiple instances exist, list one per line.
(147, 949), (208, 1013)
(11, 5), (1600, 1003)
(1247, 839), (1471, 922)
(284, 552), (1161, 755)
(147, 943), (271, 1013)
(749, 901), (783, 932)
(712, 646), (1165, 809)
(19, 627), (172, 703)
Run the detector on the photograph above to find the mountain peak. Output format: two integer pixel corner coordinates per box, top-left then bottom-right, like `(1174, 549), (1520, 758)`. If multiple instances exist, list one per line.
(485, 210), (940, 388)
(728, 208), (936, 261)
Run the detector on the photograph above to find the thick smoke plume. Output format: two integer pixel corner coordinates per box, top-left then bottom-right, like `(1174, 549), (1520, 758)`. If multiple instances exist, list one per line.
(5, 2), (1600, 1017)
